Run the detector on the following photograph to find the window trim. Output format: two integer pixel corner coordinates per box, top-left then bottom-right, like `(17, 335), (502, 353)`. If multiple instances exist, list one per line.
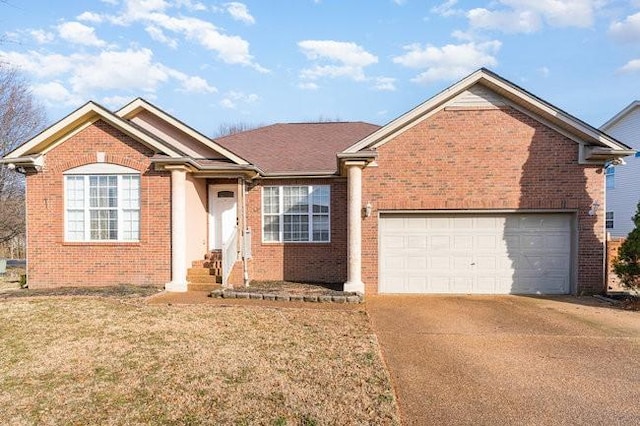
(63, 165), (141, 243)
(261, 185), (331, 243)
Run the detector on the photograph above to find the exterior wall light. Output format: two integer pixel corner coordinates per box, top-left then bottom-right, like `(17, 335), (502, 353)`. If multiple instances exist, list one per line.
(363, 201), (372, 218)
(588, 200), (600, 216)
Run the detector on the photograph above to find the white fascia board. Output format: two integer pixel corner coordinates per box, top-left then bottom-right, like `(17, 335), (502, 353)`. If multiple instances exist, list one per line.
(117, 98), (249, 165)
(343, 68), (629, 154)
(5, 101), (182, 159)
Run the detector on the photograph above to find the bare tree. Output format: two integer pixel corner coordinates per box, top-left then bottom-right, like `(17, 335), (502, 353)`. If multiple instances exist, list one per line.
(214, 121), (264, 138)
(0, 64), (46, 244)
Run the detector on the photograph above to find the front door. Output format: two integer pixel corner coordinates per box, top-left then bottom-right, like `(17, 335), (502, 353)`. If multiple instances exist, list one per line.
(208, 185), (237, 251)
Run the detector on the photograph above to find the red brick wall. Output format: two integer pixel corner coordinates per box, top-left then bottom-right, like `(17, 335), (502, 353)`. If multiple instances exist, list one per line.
(362, 107), (605, 295)
(245, 178), (347, 284)
(606, 237), (625, 291)
(26, 120), (171, 288)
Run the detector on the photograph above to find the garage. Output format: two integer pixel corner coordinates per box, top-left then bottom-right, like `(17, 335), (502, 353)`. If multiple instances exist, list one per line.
(379, 213), (573, 294)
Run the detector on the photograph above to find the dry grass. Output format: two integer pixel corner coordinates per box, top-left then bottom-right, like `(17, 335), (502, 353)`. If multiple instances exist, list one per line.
(0, 295), (399, 425)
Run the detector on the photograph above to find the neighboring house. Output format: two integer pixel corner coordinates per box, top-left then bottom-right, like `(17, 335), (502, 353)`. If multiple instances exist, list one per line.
(0, 69), (633, 295)
(601, 101), (640, 237)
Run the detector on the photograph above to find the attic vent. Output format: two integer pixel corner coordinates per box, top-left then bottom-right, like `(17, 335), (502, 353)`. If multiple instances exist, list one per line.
(217, 190), (234, 198)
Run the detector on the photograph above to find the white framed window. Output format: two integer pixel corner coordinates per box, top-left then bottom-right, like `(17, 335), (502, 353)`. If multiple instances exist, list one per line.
(262, 185), (330, 242)
(605, 166), (615, 189)
(64, 164), (140, 242)
(606, 211), (614, 229)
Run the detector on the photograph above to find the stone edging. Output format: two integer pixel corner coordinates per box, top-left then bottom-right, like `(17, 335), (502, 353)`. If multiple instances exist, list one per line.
(210, 289), (363, 304)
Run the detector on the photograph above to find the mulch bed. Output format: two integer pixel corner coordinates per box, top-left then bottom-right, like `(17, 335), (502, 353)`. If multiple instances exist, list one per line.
(604, 292), (640, 311)
(242, 280), (350, 296)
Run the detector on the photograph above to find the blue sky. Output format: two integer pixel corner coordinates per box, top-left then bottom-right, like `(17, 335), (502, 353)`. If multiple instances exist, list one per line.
(1, 0), (639, 136)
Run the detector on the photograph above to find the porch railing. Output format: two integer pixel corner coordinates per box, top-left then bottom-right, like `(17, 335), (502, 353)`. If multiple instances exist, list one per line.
(221, 227), (238, 286)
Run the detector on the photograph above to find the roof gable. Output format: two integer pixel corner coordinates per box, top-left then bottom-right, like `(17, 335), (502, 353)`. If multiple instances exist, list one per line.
(3, 101), (182, 160)
(117, 98), (248, 165)
(344, 68), (632, 158)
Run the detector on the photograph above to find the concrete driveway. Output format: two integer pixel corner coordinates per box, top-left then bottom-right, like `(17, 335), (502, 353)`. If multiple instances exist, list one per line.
(367, 295), (640, 425)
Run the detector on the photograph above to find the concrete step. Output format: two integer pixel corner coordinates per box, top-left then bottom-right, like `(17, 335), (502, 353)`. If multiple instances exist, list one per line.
(188, 283), (223, 292)
(187, 274), (222, 284)
(187, 267), (216, 276)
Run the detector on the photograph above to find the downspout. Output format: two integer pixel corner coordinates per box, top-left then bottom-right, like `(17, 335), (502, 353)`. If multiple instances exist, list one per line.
(242, 179), (250, 287)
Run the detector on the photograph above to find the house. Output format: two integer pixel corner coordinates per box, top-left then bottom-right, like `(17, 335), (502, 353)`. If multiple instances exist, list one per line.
(1, 68), (634, 295)
(600, 101), (640, 237)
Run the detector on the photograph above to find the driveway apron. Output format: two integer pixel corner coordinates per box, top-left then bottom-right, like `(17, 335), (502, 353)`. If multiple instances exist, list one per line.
(367, 295), (640, 425)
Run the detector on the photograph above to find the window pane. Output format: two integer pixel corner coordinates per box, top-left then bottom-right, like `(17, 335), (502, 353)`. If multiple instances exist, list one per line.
(66, 176), (85, 209)
(283, 186), (308, 213)
(90, 209), (118, 240)
(67, 210), (85, 240)
(263, 214), (280, 242)
(90, 175), (118, 208)
(311, 186), (330, 213)
(312, 215), (329, 241)
(122, 210), (139, 240)
(263, 187), (280, 214)
(283, 214), (309, 241)
(121, 176), (140, 209)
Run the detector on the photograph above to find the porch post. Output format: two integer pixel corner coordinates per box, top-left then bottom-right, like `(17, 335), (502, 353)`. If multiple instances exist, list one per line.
(166, 166), (188, 292)
(344, 161), (365, 293)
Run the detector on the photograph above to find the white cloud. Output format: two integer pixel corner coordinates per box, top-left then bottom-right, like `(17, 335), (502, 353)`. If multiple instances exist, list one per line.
(99, 1), (267, 71)
(102, 95), (134, 108)
(539, 66), (550, 77)
(298, 40), (378, 82)
(609, 12), (640, 43)
(57, 21), (107, 47)
(219, 91), (259, 109)
(466, 0), (602, 33)
(619, 59), (640, 73)
(145, 26), (178, 48)
(77, 11), (104, 23)
(101, 0), (120, 5)
(32, 81), (83, 106)
(175, 0), (207, 11)
(30, 29), (55, 44)
(176, 75), (217, 93)
(373, 77), (396, 91)
(224, 2), (255, 25)
(393, 0), (407, 5)
(468, 8), (540, 33)
(69, 48), (170, 93)
(0, 48), (214, 105)
(0, 50), (77, 78)
(298, 82), (319, 90)
(431, 0), (462, 17)
(299, 40), (378, 67)
(393, 41), (501, 84)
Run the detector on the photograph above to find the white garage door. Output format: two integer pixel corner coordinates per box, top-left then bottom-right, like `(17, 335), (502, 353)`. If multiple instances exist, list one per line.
(379, 213), (572, 294)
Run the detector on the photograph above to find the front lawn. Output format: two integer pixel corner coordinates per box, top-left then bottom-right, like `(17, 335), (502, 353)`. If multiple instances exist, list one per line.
(0, 295), (398, 425)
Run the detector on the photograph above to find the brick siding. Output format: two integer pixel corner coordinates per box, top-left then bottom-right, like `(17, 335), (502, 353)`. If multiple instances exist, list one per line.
(244, 178), (347, 284)
(606, 237), (625, 291)
(25, 120), (171, 288)
(361, 107), (606, 295)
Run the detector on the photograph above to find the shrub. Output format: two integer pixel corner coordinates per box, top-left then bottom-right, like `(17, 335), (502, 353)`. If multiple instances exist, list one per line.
(613, 201), (640, 291)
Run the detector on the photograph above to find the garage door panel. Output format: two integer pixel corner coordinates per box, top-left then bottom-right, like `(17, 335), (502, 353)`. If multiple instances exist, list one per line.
(380, 213), (572, 294)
